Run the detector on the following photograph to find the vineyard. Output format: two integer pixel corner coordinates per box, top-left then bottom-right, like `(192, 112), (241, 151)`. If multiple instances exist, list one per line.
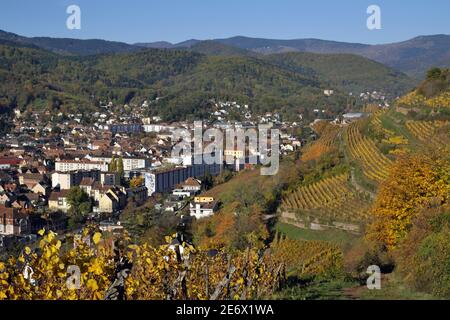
(280, 174), (371, 225)
(271, 236), (342, 277)
(406, 120), (450, 146)
(397, 91), (450, 109)
(345, 123), (393, 183)
(0, 229), (289, 300)
(301, 122), (341, 162)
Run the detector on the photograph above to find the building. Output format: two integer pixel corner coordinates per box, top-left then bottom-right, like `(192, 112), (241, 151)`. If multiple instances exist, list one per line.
(48, 190), (71, 212)
(0, 205), (30, 235)
(0, 157), (22, 169)
(55, 160), (109, 172)
(97, 187), (127, 213)
(189, 198), (218, 220)
(142, 124), (175, 133)
(52, 170), (101, 190)
(143, 161), (221, 196)
(181, 178), (202, 193)
(101, 172), (120, 186)
(89, 155), (150, 171)
(18, 173), (47, 189)
(110, 124), (143, 135)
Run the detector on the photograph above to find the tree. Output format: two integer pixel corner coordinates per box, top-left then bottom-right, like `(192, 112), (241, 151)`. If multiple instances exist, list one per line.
(109, 155), (116, 172)
(117, 156), (124, 178)
(130, 176), (144, 188)
(427, 67), (442, 80)
(366, 154), (450, 250)
(66, 187), (91, 227)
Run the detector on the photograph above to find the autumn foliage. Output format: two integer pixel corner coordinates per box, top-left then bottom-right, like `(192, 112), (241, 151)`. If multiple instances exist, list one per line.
(366, 154), (450, 250)
(0, 228), (285, 300)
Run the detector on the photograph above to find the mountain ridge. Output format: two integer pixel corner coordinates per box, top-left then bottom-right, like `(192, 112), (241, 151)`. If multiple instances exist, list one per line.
(1, 29), (448, 77)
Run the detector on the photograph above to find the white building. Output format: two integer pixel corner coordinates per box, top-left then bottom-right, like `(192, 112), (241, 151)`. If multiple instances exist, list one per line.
(189, 197), (218, 219)
(89, 156), (150, 171)
(55, 160), (108, 172)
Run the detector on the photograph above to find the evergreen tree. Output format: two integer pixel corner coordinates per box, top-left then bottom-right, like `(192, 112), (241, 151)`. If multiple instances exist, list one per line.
(117, 156), (124, 177)
(109, 155), (116, 172)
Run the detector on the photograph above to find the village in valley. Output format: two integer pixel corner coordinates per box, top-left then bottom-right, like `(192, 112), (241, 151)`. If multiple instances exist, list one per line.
(0, 89), (386, 252)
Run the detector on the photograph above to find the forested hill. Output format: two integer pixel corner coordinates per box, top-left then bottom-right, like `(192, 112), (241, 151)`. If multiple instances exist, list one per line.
(0, 41), (414, 121)
(263, 52), (414, 95)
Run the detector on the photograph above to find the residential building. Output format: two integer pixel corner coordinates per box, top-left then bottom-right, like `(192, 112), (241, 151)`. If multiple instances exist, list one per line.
(0, 205), (30, 235)
(55, 160), (109, 172)
(189, 198), (218, 219)
(48, 190), (71, 212)
(89, 155), (150, 171)
(52, 170), (101, 190)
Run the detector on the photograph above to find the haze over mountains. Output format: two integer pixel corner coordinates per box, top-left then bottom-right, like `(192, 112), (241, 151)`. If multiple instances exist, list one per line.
(0, 29), (449, 78)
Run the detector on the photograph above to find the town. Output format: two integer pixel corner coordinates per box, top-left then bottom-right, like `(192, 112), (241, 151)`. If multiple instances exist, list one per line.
(0, 91), (384, 253)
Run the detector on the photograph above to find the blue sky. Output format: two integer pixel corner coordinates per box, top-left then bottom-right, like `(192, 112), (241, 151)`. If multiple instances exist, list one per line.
(0, 0), (449, 44)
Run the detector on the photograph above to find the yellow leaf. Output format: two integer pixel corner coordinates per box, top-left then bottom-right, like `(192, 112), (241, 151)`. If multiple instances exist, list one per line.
(92, 232), (102, 245)
(24, 247), (31, 255)
(38, 229), (45, 236)
(86, 279), (99, 291)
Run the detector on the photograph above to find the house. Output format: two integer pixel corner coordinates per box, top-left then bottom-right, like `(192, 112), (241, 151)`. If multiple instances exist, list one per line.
(31, 182), (49, 196)
(172, 178), (202, 198)
(0, 193), (15, 205)
(97, 187), (127, 213)
(48, 190), (71, 212)
(181, 178), (202, 193)
(19, 173), (47, 189)
(189, 197), (218, 219)
(0, 157), (22, 169)
(172, 189), (192, 198)
(0, 205), (30, 235)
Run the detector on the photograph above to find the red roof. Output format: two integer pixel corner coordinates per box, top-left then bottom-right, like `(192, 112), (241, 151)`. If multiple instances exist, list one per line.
(0, 157), (21, 165)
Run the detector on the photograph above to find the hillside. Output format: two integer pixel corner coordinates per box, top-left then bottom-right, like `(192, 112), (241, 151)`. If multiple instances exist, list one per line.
(0, 42), (415, 121)
(397, 67), (450, 110)
(213, 35), (450, 78)
(264, 52), (415, 96)
(181, 40), (257, 57)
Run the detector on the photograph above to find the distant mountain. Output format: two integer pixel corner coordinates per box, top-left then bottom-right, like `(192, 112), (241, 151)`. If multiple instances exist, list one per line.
(0, 30), (140, 56)
(134, 41), (173, 49)
(180, 40), (257, 57)
(360, 35), (450, 79)
(215, 36), (370, 54)
(1, 29), (448, 77)
(211, 35), (450, 78)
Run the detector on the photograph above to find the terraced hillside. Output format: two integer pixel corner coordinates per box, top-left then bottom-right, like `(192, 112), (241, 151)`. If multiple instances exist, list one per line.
(406, 120), (450, 147)
(301, 122), (342, 162)
(345, 123), (393, 183)
(280, 174), (371, 233)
